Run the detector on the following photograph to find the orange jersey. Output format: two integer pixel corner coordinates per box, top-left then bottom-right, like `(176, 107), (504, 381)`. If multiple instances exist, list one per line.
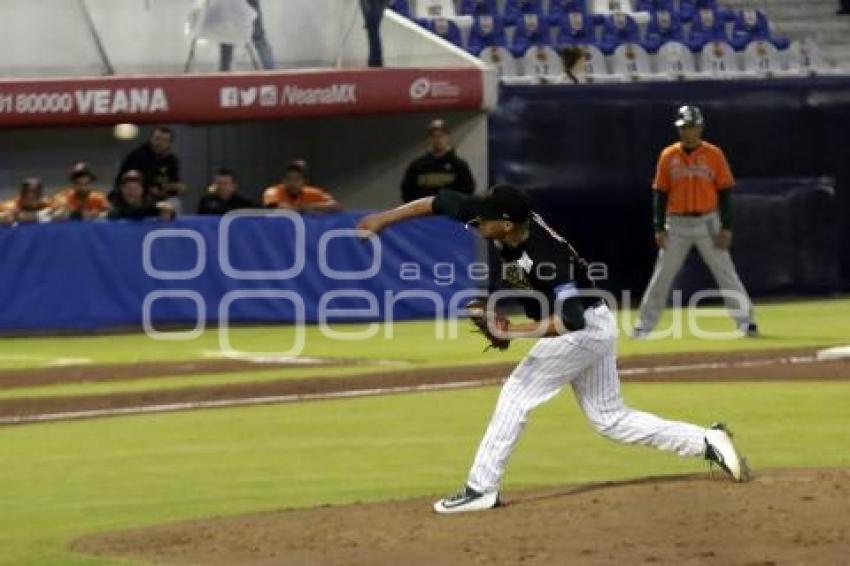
(54, 188), (109, 214)
(652, 141), (734, 214)
(263, 185), (334, 208)
(4, 196), (52, 214)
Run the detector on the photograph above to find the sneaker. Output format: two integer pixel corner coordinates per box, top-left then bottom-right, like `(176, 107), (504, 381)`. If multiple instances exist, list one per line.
(433, 485), (500, 514)
(704, 423), (749, 482)
(739, 322), (760, 337)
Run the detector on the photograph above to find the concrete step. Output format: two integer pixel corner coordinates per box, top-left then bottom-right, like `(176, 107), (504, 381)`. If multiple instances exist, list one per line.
(765, 6), (847, 19)
(776, 20), (850, 44)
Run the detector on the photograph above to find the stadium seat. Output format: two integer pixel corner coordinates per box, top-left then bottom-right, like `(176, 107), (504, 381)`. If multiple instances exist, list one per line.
(511, 11), (552, 57)
(467, 14), (508, 55)
(556, 11), (598, 49)
(599, 11), (640, 55)
(786, 38), (838, 76)
(678, 0), (732, 22)
(698, 41), (744, 78)
(686, 8), (730, 53)
(742, 40), (798, 78)
(610, 42), (656, 80)
(387, 0), (411, 18)
(459, 0), (499, 16)
(642, 9), (683, 54)
(504, 0), (544, 25)
(578, 44), (614, 82)
(634, 0), (675, 14)
(730, 9), (789, 52)
(415, 0), (457, 19)
(520, 45), (566, 81)
(548, 0), (589, 24)
(479, 46), (521, 78)
(422, 17), (464, 48)
(655, 41), (701, 79)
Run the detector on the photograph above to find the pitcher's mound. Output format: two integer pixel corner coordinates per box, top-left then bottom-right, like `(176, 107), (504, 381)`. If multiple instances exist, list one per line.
(74, 468), (849, 566)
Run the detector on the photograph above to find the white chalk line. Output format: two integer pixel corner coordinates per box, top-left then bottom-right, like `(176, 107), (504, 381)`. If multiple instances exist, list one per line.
(0, 353), (843, 426)
(0, 379), (497, 426)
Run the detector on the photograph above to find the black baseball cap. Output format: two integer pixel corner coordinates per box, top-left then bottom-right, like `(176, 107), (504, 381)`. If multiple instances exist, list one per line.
(285, 159), (308, 175)
(120, 169), (144, 184)
(471, 184), (533, 223)
(70, 161), (96, 181)
(674, 105), (704, 127)
(427, 119), (449, 134)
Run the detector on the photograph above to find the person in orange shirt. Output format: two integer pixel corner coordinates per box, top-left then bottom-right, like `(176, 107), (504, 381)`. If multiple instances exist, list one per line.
(634, 105), (757, 338)
(263, 160), (340, 213)
(52, 162), (109, 220)
(1, 178), (53, 226)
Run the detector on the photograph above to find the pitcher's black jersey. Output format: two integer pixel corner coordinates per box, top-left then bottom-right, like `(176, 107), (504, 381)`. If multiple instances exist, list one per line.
(433, 190), (599, 329)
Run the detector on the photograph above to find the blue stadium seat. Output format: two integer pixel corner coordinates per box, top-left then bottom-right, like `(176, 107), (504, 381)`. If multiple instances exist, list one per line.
(459, 0), (500, 16)
(548, 0), (588, 25)
(387, 0), (411, 18)
(511, 11), (552, 57)
(730, 9), (789, 51)
(467, 14), (509, 55)
(422, 17), (464, 48)
(641, 9), (683, 54)
(504, 0), (544, 26)
(679, 0), (733, 23)
(686, 8), (730, 53)
(556, 11), (598, 49)
(635, 0), (675, 14)
(599, 12), (640, 55)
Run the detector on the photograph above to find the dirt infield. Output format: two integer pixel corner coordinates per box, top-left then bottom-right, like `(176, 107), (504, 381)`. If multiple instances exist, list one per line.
(0, 357), (346, 389)
(1, 347), (848, 424)
(73, 468), (850, 566)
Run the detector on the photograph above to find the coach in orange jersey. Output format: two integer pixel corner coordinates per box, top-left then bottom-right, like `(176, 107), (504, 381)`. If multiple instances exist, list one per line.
(52, 162), (109, 221)
(633, 105), (758, 338)
(263, 160), (340, 213)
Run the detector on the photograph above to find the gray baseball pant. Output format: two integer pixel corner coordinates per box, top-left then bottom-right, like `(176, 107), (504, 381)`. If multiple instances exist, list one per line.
(636, 212), (756, 332)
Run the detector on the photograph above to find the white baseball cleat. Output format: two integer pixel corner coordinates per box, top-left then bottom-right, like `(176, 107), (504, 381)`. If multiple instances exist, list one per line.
(433, 485), (500, 514)
(704, 422), (749, 482)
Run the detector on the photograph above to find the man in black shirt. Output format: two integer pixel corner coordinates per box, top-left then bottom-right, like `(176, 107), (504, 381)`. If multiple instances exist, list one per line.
(400, 119), (476, 203)
(358, 185), (748, 514)
(197, 168), (257, 215)
(115, 126), (184, 202)
(109, 170), (174, 221)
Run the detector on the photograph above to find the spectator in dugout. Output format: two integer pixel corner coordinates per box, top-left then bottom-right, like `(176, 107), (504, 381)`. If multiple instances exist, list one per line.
(401, 119), (476, 203)
(198, 168), (257, 215)
(52, 162), (109, 220)
(114, 126), (185, 205)
(1, 178), (52, 226)
(109, 170), (175, 221)
(263, 160), (340, 213)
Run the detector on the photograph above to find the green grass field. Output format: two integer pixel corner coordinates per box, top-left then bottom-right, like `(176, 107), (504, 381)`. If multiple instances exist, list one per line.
(1, 299), (849, 565)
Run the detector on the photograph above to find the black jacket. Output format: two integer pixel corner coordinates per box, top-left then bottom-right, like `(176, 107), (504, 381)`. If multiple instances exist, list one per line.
(197, 193), (257, 215)
(401, 149), (475, 203)
(108, 196), (163, 220)
(115, 143), (181, 189)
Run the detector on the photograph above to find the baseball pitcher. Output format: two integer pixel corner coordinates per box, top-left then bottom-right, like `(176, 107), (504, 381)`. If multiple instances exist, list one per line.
(634, 105), (758, 338)
(358, 185), (748, 514)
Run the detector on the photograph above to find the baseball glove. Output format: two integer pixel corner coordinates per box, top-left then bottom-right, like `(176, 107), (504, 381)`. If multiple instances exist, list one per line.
(466, 298), (511, 352)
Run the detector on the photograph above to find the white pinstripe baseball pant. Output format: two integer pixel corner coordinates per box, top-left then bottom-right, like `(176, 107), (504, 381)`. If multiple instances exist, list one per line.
(467, 304), (707, 493)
